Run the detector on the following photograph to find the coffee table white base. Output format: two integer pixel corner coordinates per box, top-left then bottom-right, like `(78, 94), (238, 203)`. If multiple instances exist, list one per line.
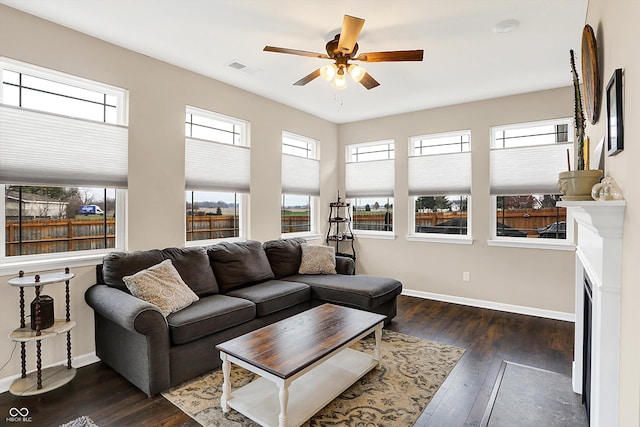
(220, 324), (382, 427)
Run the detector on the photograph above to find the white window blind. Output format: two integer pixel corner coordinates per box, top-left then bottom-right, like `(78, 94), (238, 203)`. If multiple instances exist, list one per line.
(0, 105), (128, 188)
(345, 159), (395, 198)
(281, 154), (320, 196)
(185, 137), (250, 193)
(490, 142), (574, 195)
(408, 152), (471, 196)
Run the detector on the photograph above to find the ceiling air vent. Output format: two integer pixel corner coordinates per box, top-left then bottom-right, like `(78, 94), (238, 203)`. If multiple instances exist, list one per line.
(227, 60), (260, 75)
(228, 61), (247, 70)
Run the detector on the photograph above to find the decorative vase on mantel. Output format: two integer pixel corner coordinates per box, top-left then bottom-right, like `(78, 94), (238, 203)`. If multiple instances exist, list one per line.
(558, 49), (603, 200)
(558, 169), (603, 201)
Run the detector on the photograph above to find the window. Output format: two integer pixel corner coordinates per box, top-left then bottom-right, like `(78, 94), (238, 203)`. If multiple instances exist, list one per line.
(0, 58), (127, 264)
(490, 119), (572, 241)
(185, 107), (248, 242)
(4, 186), (117, 256)
(281, 132), (319, 235)
(345, 141), (395, 235)
(409, 131), (471, 239)
(1, 62), (125, 124)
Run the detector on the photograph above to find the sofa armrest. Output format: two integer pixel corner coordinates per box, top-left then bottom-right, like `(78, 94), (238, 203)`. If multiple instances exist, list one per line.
(85, 284), (171, 396)
(85, 284), (168, 334)
(335, 255), (355, 275)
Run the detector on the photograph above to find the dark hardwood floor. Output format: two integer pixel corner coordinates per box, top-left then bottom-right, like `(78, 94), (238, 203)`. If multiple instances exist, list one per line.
(0, 296), (574, 427)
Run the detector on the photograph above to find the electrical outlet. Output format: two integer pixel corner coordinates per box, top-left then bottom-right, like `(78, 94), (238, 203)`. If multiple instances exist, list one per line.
(463, 272), (470, 282)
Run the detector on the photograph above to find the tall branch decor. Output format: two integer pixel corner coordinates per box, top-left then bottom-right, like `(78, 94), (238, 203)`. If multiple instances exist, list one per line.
(570, 49), (586, 170)
(557, 50), (602, 200)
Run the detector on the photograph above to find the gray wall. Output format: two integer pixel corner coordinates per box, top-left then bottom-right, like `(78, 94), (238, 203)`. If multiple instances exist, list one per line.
(339, 88), (575, 314)
(0, 5), (337, 383)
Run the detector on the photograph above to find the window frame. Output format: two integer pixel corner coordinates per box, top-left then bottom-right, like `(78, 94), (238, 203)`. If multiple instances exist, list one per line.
(407, 130), (472, 243)
(346, 140), (396, 239)
(1, 57), (128, 125)
(184, 106), (249, 245)
(0, 186), (126, 275)
(347, 139), (395, 163)
(0, 59), (128, 273)
(185, 191), (247, 245)
(488, 118), (575, 251)
(281, 132), (320, 239)
(280, 194), (319, 238)
(350, 197), (396, 240)
(408, 195), (473, 244)
(185, 106), (247, 147)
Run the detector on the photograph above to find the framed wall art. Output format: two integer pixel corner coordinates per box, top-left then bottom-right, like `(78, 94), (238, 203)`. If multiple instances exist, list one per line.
(606, 68), (624, 156)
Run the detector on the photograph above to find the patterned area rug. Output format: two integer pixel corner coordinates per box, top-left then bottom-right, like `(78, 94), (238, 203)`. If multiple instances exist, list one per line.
(162, 330), (464, 427)
(59, 415), (99, 427)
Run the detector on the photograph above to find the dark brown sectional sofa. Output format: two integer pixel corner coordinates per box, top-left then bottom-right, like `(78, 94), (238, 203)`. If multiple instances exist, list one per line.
(85, 238), (402, 396)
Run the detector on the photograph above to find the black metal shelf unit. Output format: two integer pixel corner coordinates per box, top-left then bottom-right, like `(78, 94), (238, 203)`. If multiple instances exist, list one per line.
(326, 197), (356, 260)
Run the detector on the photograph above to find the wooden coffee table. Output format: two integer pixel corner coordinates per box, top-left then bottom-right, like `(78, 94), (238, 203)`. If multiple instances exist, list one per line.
(216, 304), (386, 427)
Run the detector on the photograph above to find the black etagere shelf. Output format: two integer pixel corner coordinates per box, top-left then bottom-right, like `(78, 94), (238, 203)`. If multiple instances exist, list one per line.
(326, 193), (356, 260)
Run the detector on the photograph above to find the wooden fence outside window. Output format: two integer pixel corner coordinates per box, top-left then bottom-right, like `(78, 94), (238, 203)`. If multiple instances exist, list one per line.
(4, 207), (566, 256)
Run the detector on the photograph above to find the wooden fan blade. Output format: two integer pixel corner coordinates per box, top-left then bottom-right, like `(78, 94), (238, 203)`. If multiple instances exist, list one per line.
(337, 15), (365, 54)
(359, 72), (380, 90)
(355, 50), (424, 62)
(264, 46), (329, 59)
(293, 69), (322, 86)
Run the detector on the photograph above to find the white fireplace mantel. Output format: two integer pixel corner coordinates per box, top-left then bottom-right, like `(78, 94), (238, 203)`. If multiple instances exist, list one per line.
(559, 200), (626, 427)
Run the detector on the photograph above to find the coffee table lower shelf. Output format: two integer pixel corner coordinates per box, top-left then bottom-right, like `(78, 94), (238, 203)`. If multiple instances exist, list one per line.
(227, 348), (376, 427)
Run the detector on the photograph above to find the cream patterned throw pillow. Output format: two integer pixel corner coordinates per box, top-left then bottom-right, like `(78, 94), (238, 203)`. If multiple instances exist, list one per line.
(123, 259), (199, 316)
(298, 244), (337, 275)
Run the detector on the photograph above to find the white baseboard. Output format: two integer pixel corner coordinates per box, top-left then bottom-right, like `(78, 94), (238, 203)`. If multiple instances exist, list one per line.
(402, 289), (575, 322)
(0, 352), (100, 394)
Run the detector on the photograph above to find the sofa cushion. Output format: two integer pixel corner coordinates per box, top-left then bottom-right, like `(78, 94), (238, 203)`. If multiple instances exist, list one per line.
(286, 274), (402, 310)
(167, 294), (256, 345)
(123, 259), (199, 317)
(102, 249), (165, 292)
(206, 240), (275, 292)
(225, 280), (311, 317)
(263, 238), (306, 279)
(161, 247), (219, 296)
(298, 244), (336, 275)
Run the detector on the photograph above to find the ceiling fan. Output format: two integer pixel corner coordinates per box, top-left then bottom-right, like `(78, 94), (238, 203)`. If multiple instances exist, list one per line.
(263, 15), (424, 90)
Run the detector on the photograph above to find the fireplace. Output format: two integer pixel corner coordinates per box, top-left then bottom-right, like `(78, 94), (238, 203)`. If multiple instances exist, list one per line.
(559, 200), (625, 427)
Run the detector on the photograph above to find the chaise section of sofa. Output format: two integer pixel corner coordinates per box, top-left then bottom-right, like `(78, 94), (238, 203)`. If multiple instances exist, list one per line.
(262, 238), (401, 321)
(85, 238), (402, 396)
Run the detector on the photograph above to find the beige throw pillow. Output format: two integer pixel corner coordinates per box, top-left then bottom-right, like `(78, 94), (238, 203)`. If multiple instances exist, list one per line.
(298, 244), (337, 275)
(123, 259), (199, 316)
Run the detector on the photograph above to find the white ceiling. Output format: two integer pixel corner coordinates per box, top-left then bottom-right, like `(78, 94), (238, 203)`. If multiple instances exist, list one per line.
(0, 0), (588, 124)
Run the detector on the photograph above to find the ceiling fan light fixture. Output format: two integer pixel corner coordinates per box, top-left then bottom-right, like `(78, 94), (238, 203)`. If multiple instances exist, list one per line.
(320, 63), (337, 81)
(348, 64), (366, 82)
(264, 14), (423, 90)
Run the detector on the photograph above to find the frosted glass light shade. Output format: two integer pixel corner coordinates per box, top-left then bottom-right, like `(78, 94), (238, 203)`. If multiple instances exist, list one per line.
(348, 64), (366, 82)
(332, 72), (347, 89)
(320, 64), (337, 81)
